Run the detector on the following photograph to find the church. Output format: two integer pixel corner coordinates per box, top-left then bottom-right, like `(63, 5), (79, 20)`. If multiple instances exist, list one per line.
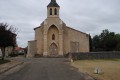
(27, 0), (89, 57)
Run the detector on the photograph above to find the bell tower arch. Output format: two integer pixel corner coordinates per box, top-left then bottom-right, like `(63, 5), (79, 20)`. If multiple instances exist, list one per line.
(47, 0), (60, 18)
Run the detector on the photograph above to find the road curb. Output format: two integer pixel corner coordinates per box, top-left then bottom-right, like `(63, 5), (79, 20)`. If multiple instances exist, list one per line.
(0, 61), (23, 74)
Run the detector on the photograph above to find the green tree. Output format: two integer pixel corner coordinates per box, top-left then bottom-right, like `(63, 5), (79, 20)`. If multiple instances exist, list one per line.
(99, 29), (109, 50)
(92, 35), (101, 51)
(104, 32), (117, 51)
(115, 34), (120, 50)
(0, 23), (17, 60)
(92, 29), (120, 51)
(89, 34), (92, 51)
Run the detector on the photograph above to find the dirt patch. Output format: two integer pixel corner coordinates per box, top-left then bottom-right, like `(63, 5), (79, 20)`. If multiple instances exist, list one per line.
(71, 59), (120, 80)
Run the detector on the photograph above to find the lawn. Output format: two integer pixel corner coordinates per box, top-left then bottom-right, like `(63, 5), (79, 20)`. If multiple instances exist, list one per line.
(71, 59), (120, 80)
(0, 59), (10, 65)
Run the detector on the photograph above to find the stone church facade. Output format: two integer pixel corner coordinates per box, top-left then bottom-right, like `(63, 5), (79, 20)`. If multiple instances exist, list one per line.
(27, 0), (89, 57)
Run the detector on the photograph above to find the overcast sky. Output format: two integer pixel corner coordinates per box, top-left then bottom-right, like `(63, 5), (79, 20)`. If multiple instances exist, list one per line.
(0, 0), (120, 47)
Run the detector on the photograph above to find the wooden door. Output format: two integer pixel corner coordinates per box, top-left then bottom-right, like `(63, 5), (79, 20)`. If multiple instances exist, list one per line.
(49, 43), (58, 56)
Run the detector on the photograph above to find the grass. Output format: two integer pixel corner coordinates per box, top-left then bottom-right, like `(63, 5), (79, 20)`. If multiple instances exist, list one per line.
(72, 59), (120, 80)
(0, 59), (10, 65)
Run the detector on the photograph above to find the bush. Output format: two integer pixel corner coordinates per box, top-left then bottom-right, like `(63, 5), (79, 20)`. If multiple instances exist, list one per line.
(9, 53), (18, 57)
(0, 59), (10, 64)
(18, 52), (25, 55)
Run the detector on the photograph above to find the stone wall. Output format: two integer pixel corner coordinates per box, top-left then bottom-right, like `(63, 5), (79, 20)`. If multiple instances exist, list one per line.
(70, 52), (120, 60)
(27, 40), (37, 58)
(5, 46), (14, 57)
(0, 47), (14, 58)
(35, 26), (44, 55)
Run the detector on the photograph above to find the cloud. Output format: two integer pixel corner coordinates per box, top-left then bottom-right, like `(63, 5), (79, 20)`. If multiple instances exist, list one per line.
(0, 0), (120, 47)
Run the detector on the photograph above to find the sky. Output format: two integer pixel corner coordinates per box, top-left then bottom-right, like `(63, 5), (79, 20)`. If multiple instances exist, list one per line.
(0, 0), (120, 47)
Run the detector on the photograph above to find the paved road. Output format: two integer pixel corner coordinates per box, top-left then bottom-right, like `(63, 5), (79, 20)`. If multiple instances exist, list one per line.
(0, 57), (94, 80)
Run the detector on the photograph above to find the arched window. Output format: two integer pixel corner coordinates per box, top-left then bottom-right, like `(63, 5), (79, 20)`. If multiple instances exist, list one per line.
(50, 8), (52, 15)
(54, 8), (57, 15)
(52, 34), (55, 40)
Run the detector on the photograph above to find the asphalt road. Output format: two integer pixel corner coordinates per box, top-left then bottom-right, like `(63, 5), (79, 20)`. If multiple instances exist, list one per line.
(0, 57), (94, 80)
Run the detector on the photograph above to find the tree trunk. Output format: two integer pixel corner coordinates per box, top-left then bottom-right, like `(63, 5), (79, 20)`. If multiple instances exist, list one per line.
(1, 47), (5, 60)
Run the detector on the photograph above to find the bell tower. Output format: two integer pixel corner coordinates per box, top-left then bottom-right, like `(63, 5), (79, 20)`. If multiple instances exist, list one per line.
(47, 0), (60, 18)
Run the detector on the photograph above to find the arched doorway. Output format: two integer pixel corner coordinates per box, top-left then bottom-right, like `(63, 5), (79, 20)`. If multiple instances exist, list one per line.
(49, 43), (58, 56)
(47, 25), (59, 56)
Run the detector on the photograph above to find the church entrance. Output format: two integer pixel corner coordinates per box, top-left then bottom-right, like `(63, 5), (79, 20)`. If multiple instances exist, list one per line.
(49, 43), (58, 56)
